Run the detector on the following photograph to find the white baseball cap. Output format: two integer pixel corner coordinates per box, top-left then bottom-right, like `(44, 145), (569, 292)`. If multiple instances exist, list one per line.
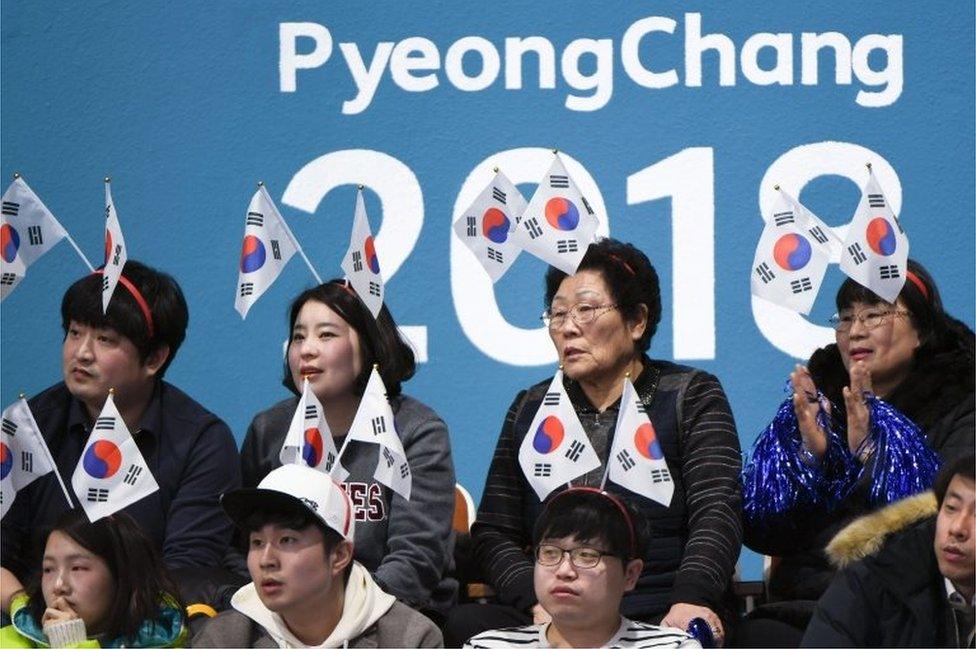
(221, 464), (355, 542)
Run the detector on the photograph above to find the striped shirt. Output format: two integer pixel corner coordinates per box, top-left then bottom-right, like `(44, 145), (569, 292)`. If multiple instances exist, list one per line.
(464, 619), (702, 649)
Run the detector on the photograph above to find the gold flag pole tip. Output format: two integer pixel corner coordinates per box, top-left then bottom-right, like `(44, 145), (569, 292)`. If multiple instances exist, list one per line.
(19, 392), (25, 399)
(372, 363), (379, 370)
(558, 364), (564, 371)
(493, 166), (499, 173)
(104, 177), (111, 184)
(12, 172), (20, 180)
(358, 184), (364, 190)
(551, 148), (558, 154)
(866, 162), (873, 170)
(108, 387), (115, 395)
(257, 180), (264, 188)
(773, 184), (780, 191)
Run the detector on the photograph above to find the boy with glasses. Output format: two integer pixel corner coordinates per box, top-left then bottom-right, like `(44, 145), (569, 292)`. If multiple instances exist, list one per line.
(464, 487), (699, 649)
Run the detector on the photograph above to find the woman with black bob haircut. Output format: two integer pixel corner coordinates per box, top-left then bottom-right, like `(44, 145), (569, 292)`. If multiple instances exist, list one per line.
(739, 258), (975, 646)
(0, 509), (186, 647)
(451, 238), (742, 646)
(239, 279), (457, 617)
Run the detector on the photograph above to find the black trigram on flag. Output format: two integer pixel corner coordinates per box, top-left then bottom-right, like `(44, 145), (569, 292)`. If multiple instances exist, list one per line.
(1, 418), (16, 436)
(773, 211), (795, 226)
(271, 240), (281, 261)
(123, 464), (143, 486)
(868, 193), (886, 208)
(239, 282), (254, 297)
(847, 243), (867, 265)
(808, 226), (829, 245)
(755, 262), (775, 284)
(636, 402), (648, 415)
(382, 447), (396, 468)
(790, 278), (813, 294)
(1, 201), (19, 216)
(581, 195), (595, 216)
(112, 244), (122, 266)
(523, 217), (543, 240)
(466, 216), (477, 237)
(492, 187), (506, 204)
(324, 452), (336, 472)
(368, 282), (381, 297)
(102, 276), (110, 291)
(565, 440), (585, 462)
(549, 174), (569, 189)
(486, 247), (503, 263)
(400, 463), (410, 479)
(246, 211), (264, 227)
(1, 273), (17, 286)
(27, 226), (43, 246)
(352, 251), (363, 272)
(21, 451), (33, 472)
(533, 463), (552, 477)
(616, 449), (636, 471)
(556, 240), (578, 254)
(543, 391), (560, 406)
(650, 468), (671, 483)
(305, 405), (318, 419)
(87, 488), (109, 503)
(95, 416), (116, 431)
(879, 265), (900, 279)
(371, 416), (386, 436)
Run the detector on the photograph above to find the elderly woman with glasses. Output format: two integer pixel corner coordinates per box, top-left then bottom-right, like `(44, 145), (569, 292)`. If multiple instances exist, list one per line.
(445, 238), (742, 647)
(738, 258), (975, 647)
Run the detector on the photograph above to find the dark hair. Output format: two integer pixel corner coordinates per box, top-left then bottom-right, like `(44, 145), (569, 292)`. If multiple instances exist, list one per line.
(544, 238), (662, 352)
(242, 506), (351, 583)
(934, 453), (976, 508)
(533, 488), (649, 561)
(61, 260), (188, 377)
(26, 510), (182, 640)
(281, 280), (416, 397)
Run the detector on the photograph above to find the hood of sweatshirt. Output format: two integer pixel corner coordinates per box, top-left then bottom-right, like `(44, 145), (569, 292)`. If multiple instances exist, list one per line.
(231, 561), (395, 648)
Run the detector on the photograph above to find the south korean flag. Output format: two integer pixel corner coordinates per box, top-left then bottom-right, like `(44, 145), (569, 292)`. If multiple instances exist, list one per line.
(605, 377), (673, 507)
(1, 397), (61, 519)
(343, 367), (410, 500)
(452, 169), (527, 282)
(280, 378), (343, 478)
(517, 370), (600, 501)
(512, 153), (599, 274)
(751, 188), (833, 314)
(102, 180), (128, 314)
(341, 188), (384, 319)
(840, 166), (909, 303)
(1, 176), (70, 302)
(71, 391), (159, 522)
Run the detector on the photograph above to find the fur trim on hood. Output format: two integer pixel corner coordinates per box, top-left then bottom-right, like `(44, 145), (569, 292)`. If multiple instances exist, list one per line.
(825, 491), (937, 569)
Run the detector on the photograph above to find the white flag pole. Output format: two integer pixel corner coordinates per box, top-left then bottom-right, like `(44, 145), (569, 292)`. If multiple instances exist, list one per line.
(19, 394), (74, 508)
(258, 182), (322, 285)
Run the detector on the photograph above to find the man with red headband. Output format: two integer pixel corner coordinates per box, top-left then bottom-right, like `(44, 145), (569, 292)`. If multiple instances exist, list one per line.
(465, 488), (700, 649)
(1, 260), (241, 611)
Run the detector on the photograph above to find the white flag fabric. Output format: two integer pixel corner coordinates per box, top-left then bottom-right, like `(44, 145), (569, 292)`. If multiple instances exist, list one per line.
(344, 367), (410, 500)
(341, 189), (384, 319)
(1, 177), (69, 301)
(512, 154), (599, 274)
(453, 169), (527, 282)
(280, 379), (343, 476)
(517, 370), (601, 501)
(71, 393), (159, 522)
(606, 378), (674, 507)
(102, 182), (128, 313)
(840, 169), (909, 303)
(1, 397), (59, 519)
(750, 188), (833, 314)
(234, 185), (300, 319)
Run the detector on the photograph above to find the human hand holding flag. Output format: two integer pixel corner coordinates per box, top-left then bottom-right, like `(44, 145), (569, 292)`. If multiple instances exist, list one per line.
(453, 168), (527, 282)
(840, 164), (909, 303)
(280, 378), (343, 477)
(71, 390), (159, 522)
(339, 366), (410, 500)
(517, 369), (601, 501)
(340, 187), (385, 319)
(603, 377), (674, 507)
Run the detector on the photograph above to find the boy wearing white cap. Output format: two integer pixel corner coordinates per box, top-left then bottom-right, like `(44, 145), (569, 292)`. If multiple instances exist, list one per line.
(191, 464), (443, 648)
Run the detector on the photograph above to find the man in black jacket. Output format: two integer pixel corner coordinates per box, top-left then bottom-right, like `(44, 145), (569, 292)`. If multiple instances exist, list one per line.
(803, 454), (975, 647)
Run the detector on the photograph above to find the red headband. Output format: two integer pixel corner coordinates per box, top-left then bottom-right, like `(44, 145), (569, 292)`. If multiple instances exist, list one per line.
(547, 486), (638, 558)
(92, 270), (155, 339)
(905, 270), (929, 302)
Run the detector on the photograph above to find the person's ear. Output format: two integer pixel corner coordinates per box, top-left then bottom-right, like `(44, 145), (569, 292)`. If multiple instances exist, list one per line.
(628, 304), (648, 344)
(142, 344), (170, 377)
(623, 558), (643, 591)
(330, 540), (354, 578)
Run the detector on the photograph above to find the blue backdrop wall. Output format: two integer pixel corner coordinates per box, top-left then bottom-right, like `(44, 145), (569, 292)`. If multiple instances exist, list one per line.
(2, 2), (973, 578)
